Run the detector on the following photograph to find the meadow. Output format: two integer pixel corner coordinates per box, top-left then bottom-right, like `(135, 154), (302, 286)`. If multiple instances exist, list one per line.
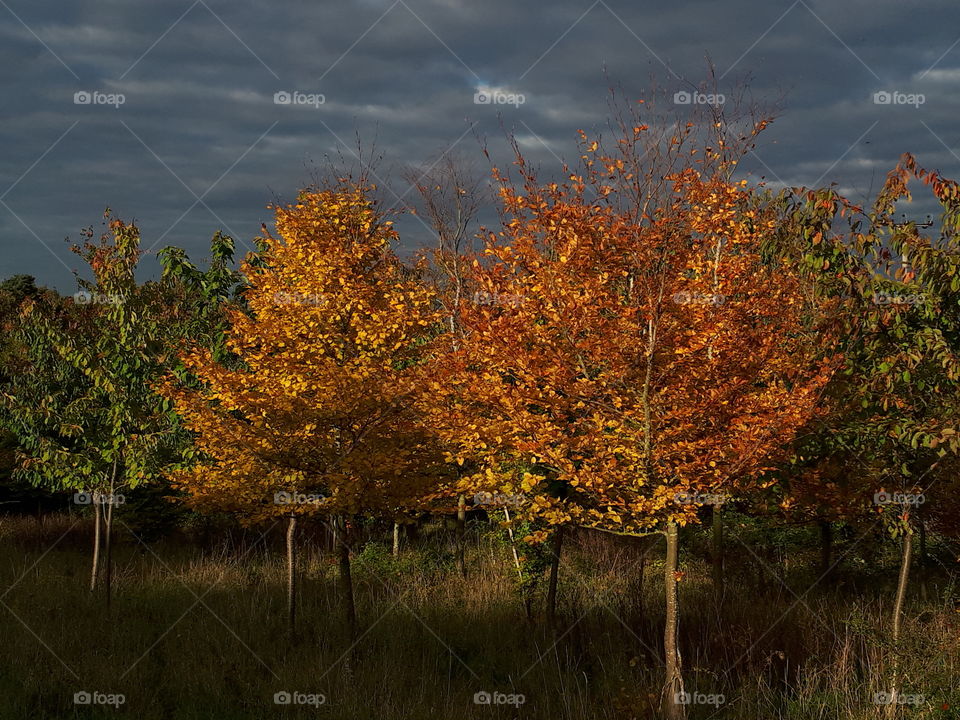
(0, 511), (956, 719)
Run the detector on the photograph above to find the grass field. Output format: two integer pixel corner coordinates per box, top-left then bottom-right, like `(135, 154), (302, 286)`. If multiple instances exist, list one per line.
(0, 512), (957, 719)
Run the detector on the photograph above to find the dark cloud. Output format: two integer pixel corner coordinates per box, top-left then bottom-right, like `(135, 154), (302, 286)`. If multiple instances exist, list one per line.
(2, 0), (959, 289)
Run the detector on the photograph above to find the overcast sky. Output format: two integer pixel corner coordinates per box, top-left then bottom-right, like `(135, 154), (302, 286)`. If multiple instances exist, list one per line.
(1, 0), (958, 290)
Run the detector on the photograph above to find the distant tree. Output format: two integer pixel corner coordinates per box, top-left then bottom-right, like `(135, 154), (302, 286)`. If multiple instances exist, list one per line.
(0, 215), (181, 604)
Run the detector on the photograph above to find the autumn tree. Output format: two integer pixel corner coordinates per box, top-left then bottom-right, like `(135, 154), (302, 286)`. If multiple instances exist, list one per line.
(160, 183), (446, 639)
(425, 102), (837, 718)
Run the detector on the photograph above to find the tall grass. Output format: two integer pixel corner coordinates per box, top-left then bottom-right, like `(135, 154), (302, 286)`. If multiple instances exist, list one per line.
(0, 513), (956, 719)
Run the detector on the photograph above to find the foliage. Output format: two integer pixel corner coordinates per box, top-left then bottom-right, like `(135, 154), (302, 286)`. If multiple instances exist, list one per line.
(425, 121), (837, 541)
(160, 184), (450, 524)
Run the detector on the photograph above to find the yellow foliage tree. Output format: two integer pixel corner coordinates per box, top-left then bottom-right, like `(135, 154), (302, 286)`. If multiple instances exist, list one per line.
(160, 184), (445, 638)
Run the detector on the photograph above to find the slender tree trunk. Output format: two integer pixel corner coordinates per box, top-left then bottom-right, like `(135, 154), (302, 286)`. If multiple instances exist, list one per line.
(337, 517), (357, 641)
(104, 498), (114, 608)
(886, 522), (913, 718)
(819, 520), (833, 577)
(456, 494), (467, 577)
(89, 491), (101, 593)
(629, 538), (647, 626)
(502, 507), (523, 579)
(286, 515), (297, 637)
(392, 521), (401, 557)
(711, 502), (723, 593)
(663, 522), (685, 720)
(917, 508), (927, 567)
(917, 507), (928, 602)
(104, 466), (117, 609)
(546, 526), (564, 628)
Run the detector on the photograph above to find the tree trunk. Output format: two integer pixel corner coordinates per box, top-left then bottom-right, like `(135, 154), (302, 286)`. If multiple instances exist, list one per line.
(456, 493), (467, 577)
(392, 521), (401, 557)
(917, 510), (927, 567)
(711, 502), (723, 593)
(502, 507), (523, 580)
(819, 520), (833, 577)
(104, 468), (116, 609)
(104, 497), (114, 608)
(663, 522), (685, 720)
(338, 517), (357, 641)
(629, 538), (647, 626)
(546, 525), (564, 628)
(886, 523), (913, 717)
(330, 517), (340, 553)
(89, 491), (101, 593)
(286, 515), (297, 637)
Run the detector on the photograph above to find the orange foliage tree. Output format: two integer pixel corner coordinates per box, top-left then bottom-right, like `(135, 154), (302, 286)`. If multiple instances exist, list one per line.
(424, 113), (838, 717)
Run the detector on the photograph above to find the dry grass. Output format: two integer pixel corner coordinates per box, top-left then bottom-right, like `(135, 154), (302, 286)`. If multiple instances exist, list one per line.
(0, 512), (956, 719)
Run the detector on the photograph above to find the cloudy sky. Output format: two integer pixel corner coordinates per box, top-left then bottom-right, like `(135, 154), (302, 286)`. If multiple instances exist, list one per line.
(1, 0), (958, 290)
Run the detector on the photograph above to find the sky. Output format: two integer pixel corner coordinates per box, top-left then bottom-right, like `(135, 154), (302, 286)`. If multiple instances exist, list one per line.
(1, 0), (958, 291)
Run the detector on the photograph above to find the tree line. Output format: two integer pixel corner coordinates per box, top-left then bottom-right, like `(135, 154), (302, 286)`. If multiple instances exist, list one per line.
(1, 95), (959, 719)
